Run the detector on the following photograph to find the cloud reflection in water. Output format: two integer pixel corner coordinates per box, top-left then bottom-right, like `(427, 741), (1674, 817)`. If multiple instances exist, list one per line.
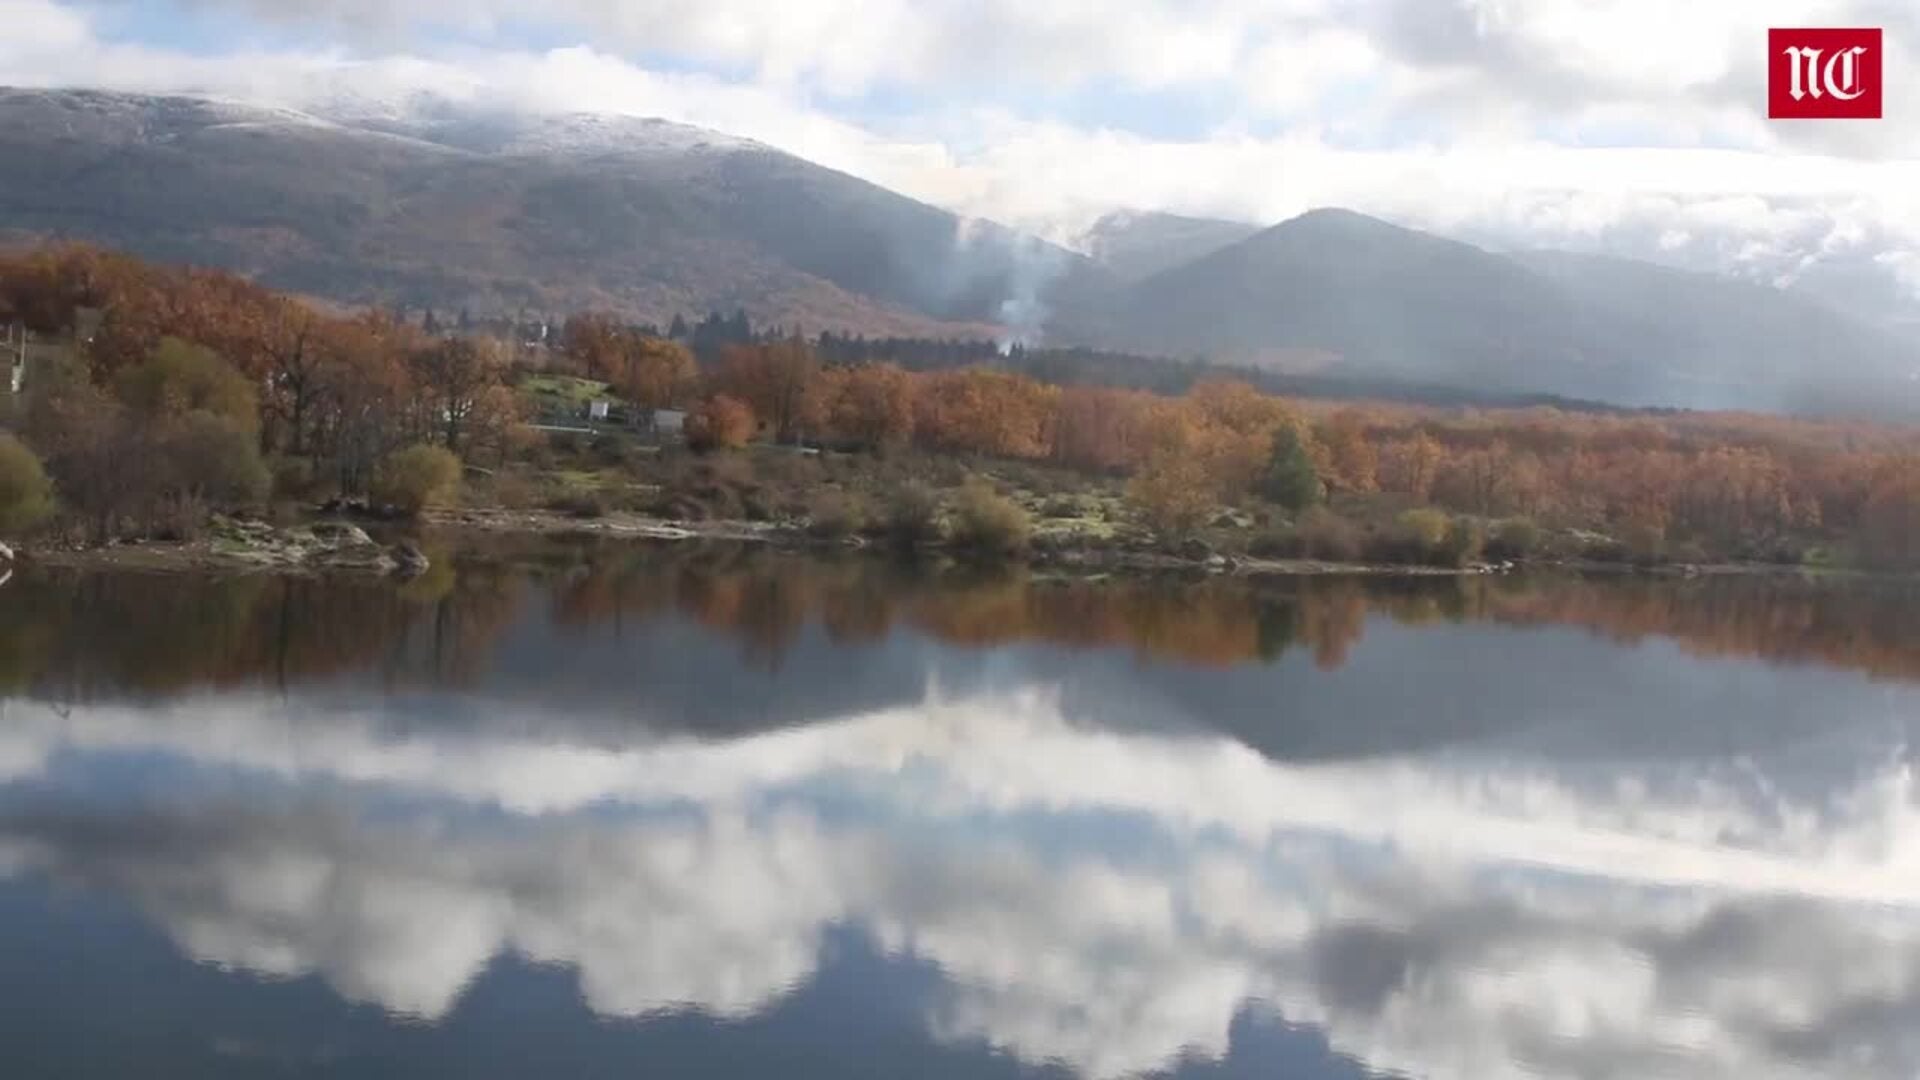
(2, 682), (1918, 1080)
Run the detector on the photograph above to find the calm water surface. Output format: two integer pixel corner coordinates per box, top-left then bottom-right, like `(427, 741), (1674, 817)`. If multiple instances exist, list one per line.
(3, 541), (1919, 1079)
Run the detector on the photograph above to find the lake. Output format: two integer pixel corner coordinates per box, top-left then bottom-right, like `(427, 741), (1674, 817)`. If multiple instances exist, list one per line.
(2, 540), (1919, 1079)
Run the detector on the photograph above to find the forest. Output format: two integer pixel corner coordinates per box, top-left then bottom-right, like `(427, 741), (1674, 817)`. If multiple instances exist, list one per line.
(2, 243), (1919, 571)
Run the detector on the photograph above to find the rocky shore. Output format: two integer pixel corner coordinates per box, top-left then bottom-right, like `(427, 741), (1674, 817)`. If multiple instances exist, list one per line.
(16, 517), (430, 576)
(9, 506), (1841, 583)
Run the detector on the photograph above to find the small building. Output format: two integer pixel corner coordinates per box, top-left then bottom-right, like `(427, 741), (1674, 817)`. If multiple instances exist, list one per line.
(588, 399), (611, 422)
(4, 307), (100, 396)
(652, 408), (687, 435)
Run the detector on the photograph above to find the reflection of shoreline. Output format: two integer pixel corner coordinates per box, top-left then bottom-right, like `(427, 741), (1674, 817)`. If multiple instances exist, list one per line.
(7, 550), (1920, 706)
(5, 693), (1920, 1080)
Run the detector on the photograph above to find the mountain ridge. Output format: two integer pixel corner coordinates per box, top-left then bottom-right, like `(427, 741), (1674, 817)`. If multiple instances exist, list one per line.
(1, 86), (1915, 416)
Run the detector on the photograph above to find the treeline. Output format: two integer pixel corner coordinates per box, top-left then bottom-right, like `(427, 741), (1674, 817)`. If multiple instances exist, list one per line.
(587, 332), (1920, 569)
(0, 245), (526, 539)
(813, 333), (1638, 412)
(5, 243), (1920, 572)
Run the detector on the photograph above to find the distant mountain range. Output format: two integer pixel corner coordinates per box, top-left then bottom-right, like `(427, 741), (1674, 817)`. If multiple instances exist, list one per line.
(1, 87), (1915, 416)
(1066, 209), (1920, 414)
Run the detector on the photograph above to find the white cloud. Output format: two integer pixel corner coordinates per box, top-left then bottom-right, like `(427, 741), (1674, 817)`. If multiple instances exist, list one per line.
(5, 0), (1920, 310)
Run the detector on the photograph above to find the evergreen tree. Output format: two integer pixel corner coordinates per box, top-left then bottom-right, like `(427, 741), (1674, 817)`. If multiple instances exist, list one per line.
(668, 313), (690, 340)
(421, 308), (440, 335)
(1264, 425), (1324, 512)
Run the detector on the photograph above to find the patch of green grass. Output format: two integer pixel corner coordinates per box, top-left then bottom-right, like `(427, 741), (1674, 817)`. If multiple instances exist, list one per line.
(551, 469), (618, 492)
(521, 375), (612, 406)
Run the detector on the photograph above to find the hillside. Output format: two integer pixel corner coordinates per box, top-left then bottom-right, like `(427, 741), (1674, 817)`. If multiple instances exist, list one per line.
(0, 87), (1084, 339)
(2, 88), (1916, 416)
(1082, 210), (1262, 282)
(1060, 208), (1920, 415)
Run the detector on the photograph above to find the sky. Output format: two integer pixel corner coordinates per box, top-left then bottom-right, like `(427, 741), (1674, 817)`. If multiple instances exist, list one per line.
(3, 0), (1920, 314)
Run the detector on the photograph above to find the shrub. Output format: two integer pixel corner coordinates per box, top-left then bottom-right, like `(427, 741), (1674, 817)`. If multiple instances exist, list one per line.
(147, 493), (209, 542)
(1485, 517), (1542, 562)
(0, 433), (53, 535)
(1370, 508), (1476, 566)
(115, 338), (259, 434)
(546, 492), (608, 519)
(950, 481), (1030, 557)
(487, 471), (543, 510)
(1041, 495), (1083, 519)
(883, 483), (941, 547)
(271, 456), (323, 501)
(1247, 524), (1304, 560)
(1619, 521), (1667, 564)
(162, 411), (269, 507)
(374, 444), (463, 516)
(1398, 508), (1451, 550)
(806, 491), (862, 540)
(1298, 507), (1363, 563)
(1443, 516), (1486, 567)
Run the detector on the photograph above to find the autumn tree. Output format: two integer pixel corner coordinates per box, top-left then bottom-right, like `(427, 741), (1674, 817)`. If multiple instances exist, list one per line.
(1320, 410), (1380, 494)
(559, 312), (627, 380)
(1860, 456), (1920, 569)
(314, 313), (417, 496)
(686, 395), (756, 451)
(410, 337), (505, 452)
(260, 298), (327, 454)
(1053, 386), (1154, 473)
(1379, 433), (1444, 502)
(713, 340), (825, 444)
(1188, 379), (1292, 439)
(25, 371), (147, 541)
(826, 362), (916, 451)
(914, 368), (1056, 459)
(1129, 448), (1215, 537)
(613, 337), (699, 417)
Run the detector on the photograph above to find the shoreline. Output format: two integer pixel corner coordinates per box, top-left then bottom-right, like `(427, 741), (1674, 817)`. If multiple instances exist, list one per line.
(5, 506), (1871, 583)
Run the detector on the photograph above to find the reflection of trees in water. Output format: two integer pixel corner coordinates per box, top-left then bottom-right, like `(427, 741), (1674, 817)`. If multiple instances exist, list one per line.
(551, 548), (1400, 672)
(9, 544), (1920, 700)
(547, 548), (1920, 682)
(0, 560), (525, 702)
(1480, 576), (1920, 681)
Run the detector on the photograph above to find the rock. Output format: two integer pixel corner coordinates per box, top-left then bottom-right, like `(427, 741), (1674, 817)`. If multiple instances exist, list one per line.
(1180, 537), (1214, 561)
(310, 521), (375, 548)
(391, 540), (431, 574)
(0, 541), (13, 562)
(1205, 555), (1229, 572)
(314, 545), (397, 573)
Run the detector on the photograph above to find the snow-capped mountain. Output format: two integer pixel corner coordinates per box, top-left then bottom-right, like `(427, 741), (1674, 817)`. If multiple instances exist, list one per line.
(1, 86), (1915, 414)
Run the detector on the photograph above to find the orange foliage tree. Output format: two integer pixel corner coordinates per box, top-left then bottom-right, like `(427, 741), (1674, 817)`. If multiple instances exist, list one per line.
(686, 395), (756, 451)
(712, 340), (825, 443)
(824, 362), (917, 451)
